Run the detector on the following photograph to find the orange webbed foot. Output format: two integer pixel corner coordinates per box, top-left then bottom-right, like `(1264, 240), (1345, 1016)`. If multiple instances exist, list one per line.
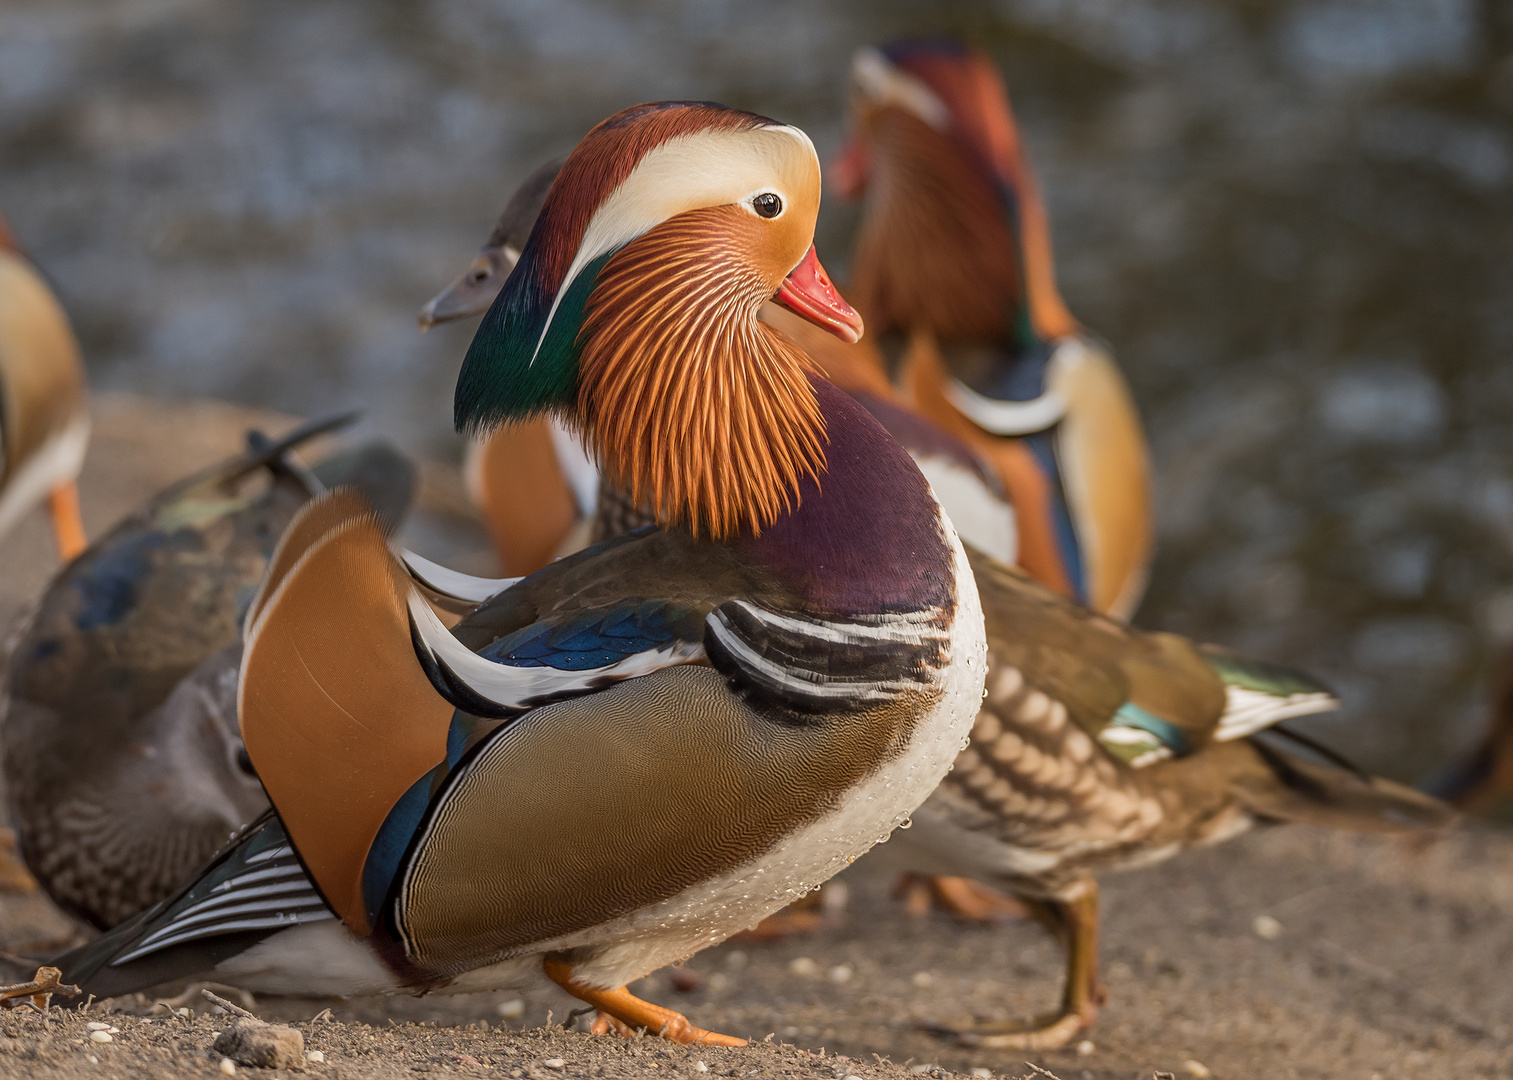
(545, 955), (745, 1047)
(894, 874), (1031, 924)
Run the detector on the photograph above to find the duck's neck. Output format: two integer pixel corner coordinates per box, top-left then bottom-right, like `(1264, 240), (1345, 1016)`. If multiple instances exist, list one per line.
(574, 207), (827, 542)
(854, 112), (1076, 371)
(736, 375), (955, 618)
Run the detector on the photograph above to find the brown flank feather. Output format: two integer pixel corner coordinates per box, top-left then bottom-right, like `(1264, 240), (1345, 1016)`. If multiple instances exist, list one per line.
(575, 206), (827, 541)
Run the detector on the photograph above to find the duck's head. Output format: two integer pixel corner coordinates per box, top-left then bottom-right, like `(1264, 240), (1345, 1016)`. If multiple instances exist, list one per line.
(836, 41), (1075, 347)
(418, 157), (566, 330)
(455, 101), (862, 541)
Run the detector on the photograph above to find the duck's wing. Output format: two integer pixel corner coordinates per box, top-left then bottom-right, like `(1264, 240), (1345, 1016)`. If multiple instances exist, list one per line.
(53, 813), (334, 999)
(236, 494), (948, 985)
(965, 547), (1336, 769)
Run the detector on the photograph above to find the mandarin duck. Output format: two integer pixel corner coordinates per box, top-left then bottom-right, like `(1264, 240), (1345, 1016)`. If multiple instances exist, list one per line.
(420, 156), (597, 577)
(55, 101), (988, 1046)
(836, 41), (1151, 623)
(0, 211), (90, 561)
(3, 417), (416, 929)
(418, 127), (1455, 1050)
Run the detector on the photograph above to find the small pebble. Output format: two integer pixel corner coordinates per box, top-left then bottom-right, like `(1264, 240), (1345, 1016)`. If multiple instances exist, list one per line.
(911, 971), (935, 989)
(178, 1008), (191, 1017)
(306, 1050), (326, 1063)
(87, 1056), (98, 1064)
(972, 1070), (993, 1078)
(89, 1030), (113, 1043)
(1253, 914), (1284, 940)
(828, 964), (854, 984)
(788, 956), (820, 978)
(695, 1062), (709, 1073)
(1183, 1060), (1212, 1079)
(496, 999), (525, 1019)
(909, 1065), (932, 1074)
(86, 1021), (110, 1031)
(1076, 1040), (1095, 1056)
(543, 1059), (565, 1070)
(220, 1057), (238, 1075)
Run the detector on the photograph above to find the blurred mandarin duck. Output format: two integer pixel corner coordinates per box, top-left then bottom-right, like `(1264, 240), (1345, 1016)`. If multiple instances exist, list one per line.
(57, 102), (988, 1045)
(0, 211), (90, 562)
(835, 41), (1152, 623)
(3, 417), (416, 928)
(420, 157), (597, 577)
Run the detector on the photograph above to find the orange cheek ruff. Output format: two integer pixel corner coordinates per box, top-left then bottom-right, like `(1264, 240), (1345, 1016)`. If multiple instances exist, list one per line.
(574, 206), (827, 542)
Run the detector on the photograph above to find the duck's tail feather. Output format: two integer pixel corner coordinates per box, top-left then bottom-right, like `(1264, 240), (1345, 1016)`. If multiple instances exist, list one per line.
(1235, 734), (1456, 834)
(54, 813), (335, 1002)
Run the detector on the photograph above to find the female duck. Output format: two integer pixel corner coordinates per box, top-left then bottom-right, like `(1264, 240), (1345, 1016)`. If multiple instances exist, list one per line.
(58, 101), (987, 1045)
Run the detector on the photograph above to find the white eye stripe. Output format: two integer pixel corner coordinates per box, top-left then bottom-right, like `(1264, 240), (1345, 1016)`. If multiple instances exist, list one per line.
(530, 124), (818, 366)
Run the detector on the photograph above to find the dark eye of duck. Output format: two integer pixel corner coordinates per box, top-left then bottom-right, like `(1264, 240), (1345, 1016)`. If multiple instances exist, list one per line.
(752, 192), (783, 219)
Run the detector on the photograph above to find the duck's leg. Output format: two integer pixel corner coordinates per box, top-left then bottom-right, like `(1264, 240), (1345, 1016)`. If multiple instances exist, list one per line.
(47, 481), (87, 561)
(543, 954), (746, 1047)
(927, 880), (1102, 1051)
(894, 874), (1032, 923)
(0, 829), (38, 894)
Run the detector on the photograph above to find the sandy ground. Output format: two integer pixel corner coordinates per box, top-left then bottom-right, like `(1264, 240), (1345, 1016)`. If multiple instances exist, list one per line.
(1, 396), (1511, 1080)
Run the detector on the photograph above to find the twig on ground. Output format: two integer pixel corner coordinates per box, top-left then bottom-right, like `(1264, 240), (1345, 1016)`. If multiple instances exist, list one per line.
(1024, 1063), (1063, 1080)
(202, 989), (258, 1020)
(0, 966), (80, 1010)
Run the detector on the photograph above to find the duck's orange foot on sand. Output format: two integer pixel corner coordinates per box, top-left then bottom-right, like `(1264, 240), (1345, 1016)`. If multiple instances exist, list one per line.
(921, 1009), (1090, 1052)
(0, 829), (39, 894)
(545, 955), (746, 1047)
(894, 874), (1031, 924)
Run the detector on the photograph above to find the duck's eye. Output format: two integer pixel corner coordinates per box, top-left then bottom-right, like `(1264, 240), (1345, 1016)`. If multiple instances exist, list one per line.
(752, 192), (783, 219)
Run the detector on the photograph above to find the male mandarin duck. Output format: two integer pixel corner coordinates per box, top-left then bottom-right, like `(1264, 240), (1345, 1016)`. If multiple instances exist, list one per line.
(0, 211), (90, 561)
(3, 417), (416, 929)
(420, 157), (598, 577)
(835, 41), (1152, 623)
(416, 119), (1454, 1051)
(56, 101), (988, 1045)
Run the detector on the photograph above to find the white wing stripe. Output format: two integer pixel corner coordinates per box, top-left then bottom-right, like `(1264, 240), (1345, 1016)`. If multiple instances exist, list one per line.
(409, 589), (704, 709)
(401, 549), (520, 604)
(113, 909), (335, 965)
(706, 611), (913, 702)
(728, 600), (947, 647)
(1215, 687), (1338, 742)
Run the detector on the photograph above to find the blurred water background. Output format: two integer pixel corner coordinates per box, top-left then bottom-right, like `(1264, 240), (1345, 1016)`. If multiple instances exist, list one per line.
(1, 0), (1511, 790)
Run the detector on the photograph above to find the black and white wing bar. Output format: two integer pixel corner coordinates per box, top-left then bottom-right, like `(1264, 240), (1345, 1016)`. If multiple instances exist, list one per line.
(406, 588), (705, 720)
(112, 843), (333, 966)
(706, 600), (950, 710)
